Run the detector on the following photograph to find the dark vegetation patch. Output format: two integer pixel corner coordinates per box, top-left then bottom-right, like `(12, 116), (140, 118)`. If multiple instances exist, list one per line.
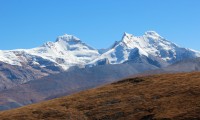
(113, 77), (145, 84)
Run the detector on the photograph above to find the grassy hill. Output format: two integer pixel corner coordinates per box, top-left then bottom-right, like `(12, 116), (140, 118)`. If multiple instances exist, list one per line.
(1, 72), (200, 120)
(0, 61), (157, 111)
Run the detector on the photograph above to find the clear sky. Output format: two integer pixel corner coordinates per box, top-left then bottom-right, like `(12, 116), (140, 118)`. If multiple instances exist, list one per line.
(0, 0), (200, 50)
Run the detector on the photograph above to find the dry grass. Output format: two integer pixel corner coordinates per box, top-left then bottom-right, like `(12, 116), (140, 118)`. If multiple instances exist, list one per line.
(1, 72), (200, 120)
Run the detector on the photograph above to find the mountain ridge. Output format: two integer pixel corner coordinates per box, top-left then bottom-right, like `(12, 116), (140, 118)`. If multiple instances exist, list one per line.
(0, 31), (199, 69)
(0, 31), (199, 91)
(88, 31), (200, 67)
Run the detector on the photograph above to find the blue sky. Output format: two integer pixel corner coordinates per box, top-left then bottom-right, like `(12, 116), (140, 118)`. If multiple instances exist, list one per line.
(0, 0), (200, 50)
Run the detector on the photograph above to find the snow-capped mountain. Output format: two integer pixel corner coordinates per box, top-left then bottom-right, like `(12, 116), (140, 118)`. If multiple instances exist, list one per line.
(89, 31), (200, 66)
(0, 31), (200, 70)
(0, 34), (101, 89)
(0, 34), (100, 70)
(0, 31), (200, 90)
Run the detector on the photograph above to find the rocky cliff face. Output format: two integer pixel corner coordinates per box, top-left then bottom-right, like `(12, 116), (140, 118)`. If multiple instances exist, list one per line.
(0, 61), (62, 90)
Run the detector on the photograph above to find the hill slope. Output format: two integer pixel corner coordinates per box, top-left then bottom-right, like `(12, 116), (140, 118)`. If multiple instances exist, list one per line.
(0, 61), (157, 111)
(1, 72), (200, 120)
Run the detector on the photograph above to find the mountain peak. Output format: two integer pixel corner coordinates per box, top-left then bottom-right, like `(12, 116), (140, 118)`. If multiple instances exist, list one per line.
(144, 31), (161, 38)
(56, 34), (80, 42)
(121, 32), (134, 43)
(120, 32), (137, 46)
(123, 32), (133, 38)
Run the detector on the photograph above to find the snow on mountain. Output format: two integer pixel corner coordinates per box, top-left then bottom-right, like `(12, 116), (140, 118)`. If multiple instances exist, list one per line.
(0, 31), (200, 70)
(88, 31), (200, 66)
(1, 31), (199, 91)
(0, 34), (100, 70)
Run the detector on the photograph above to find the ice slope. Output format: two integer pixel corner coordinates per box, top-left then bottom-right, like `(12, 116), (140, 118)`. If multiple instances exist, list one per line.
(0, 34), (100, 70)
(89, 31), (200, 66)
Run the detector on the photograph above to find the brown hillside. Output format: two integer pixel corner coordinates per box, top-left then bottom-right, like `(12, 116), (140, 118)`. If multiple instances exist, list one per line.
(1, 72), (200, 120)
